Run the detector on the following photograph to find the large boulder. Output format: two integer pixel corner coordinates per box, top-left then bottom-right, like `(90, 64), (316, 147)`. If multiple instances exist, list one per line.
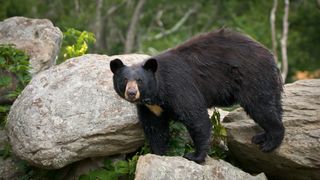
(6, 54), (149, 169)
(223, 79), (320, 180)
(135, 154), (267, 180)
(0, 16), (63, 75)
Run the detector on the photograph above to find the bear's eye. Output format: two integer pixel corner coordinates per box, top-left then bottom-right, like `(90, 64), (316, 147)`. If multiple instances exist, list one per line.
(137, 78), (143, 84)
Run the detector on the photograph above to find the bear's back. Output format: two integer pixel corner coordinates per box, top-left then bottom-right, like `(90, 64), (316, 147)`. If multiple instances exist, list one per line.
(152, 29), (281, 107)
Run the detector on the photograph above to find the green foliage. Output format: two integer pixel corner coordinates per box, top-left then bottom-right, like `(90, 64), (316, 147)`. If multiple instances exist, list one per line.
(0, 44), (30, 126)
(208, 109), (228, 159)
(58, 28), (96, 64)
(79, 144), (150, 180)
(14, 160), (62, 180)
(0, 44), (31, 178)
(168, 109), (228, 159)
(0, 105), (10, 127)
(211, 109), (227, 140)
(0, 44), (30, 85)
(0, 142), (11, 159)
(167, 121), (193, 156)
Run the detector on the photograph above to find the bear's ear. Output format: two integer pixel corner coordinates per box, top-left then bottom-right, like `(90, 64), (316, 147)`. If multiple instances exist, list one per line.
(143, 59), (158, 73)
(110, 58), (125, 74)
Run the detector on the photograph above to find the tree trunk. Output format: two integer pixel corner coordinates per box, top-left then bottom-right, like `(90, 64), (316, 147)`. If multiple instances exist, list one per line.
(280, 0), (289, 82)
(94, 0), (104, 51)
(270, 0), (278, 63)
(74, 0), (80, 13)
(124, 0), (146, 53)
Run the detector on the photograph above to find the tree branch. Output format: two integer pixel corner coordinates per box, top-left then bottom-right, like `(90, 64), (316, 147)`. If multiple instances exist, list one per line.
(156, 10), (164, 29)
(107, 0), (127, 16)
(280, 0), (290, 82)
(270, 0), (278, 63)
(149, 6), (198, 40)
(124, 0), (146, 53)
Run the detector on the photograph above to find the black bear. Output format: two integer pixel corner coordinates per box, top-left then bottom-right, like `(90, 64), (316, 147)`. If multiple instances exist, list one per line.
(110, 29), (285, 163)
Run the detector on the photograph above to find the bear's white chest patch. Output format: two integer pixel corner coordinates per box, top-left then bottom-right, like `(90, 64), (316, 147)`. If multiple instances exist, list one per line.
(145, 105), (163, 116)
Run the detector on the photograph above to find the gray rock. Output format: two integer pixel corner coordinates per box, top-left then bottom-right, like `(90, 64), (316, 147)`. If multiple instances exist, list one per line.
(0, 16), (63, 75)
(6, 54), (149, 169)
(135, 154), (266, 180)
(223, 79), (320, 180)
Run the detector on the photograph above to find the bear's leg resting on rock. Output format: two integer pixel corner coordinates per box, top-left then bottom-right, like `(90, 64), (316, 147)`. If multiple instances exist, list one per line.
(137, 105), (169, 155)
(242, 101), (285, 152)
(182, 111), (212, 164)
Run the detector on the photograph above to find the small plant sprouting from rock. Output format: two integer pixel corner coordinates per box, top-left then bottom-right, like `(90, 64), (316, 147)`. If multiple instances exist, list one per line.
(209, 108), (228, 159)
(58, 28), (96, 64)
(0, 44), (30, 127)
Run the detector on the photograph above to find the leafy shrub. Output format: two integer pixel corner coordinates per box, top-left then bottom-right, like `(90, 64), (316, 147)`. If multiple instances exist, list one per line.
(0, 44), (30, 126)
(208, 108), (228, 159)
(58, 28), (96, 64)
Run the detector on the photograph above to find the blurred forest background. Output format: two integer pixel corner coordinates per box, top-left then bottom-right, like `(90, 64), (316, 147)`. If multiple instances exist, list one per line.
(0, 0), (319, 82)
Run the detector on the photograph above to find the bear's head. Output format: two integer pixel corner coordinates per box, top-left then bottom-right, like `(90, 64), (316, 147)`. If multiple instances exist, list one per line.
(110, 58), (158, 104)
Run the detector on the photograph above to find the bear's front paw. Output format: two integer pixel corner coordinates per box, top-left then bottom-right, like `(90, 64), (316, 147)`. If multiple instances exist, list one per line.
(183, 152), (206, 164)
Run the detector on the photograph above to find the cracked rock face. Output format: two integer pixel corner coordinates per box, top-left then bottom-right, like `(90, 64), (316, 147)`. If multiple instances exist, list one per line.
(6, 54), (149, 169)
(0, 16), (63, 75)
(135, 154), (267, 180)
(223, 79), (320, 180)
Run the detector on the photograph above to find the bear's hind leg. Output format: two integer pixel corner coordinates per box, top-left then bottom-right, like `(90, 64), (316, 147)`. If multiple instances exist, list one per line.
(137, 105), (169, 155)
(242, 101), (285, 152)
(183, 122), (211, 163)
(181, 109), (212, 163)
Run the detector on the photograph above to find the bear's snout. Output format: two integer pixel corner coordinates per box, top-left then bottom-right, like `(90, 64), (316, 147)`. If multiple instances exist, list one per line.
(127, 88), (137, 98)
(125, 80), (140, 102)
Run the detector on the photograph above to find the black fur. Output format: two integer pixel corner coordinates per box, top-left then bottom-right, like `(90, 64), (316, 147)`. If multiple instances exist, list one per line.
(110, 29), (285, 164)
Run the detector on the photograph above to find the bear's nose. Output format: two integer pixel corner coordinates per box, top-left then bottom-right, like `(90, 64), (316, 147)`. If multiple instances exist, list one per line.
(127, 89), (137, 98)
